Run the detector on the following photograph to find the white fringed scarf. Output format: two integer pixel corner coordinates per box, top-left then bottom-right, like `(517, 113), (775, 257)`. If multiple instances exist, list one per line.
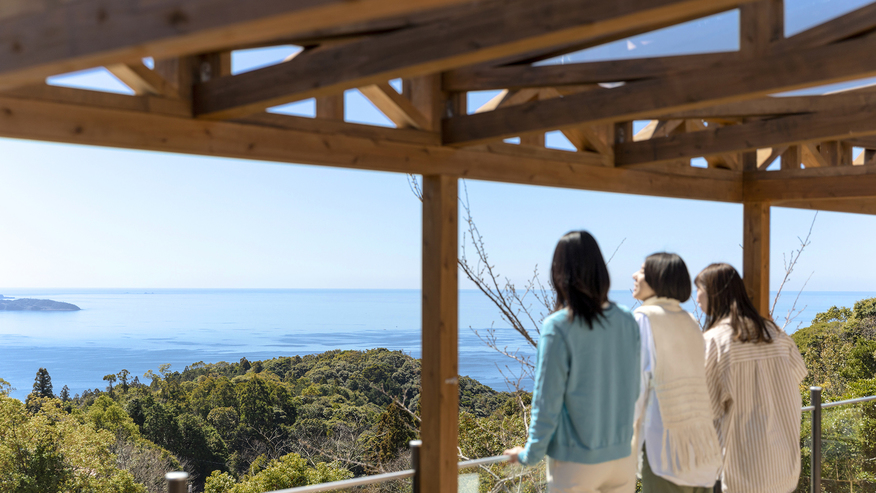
(634, 297), (722, 476)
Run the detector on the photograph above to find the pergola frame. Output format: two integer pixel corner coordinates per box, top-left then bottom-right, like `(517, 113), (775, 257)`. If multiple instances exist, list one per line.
(3, 1), (876, 491)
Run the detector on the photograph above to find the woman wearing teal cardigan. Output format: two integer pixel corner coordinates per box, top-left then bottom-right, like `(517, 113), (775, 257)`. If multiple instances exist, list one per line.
(505, 231), (641, 493)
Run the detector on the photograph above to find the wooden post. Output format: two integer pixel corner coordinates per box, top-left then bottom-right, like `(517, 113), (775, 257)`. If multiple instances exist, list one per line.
(316, 94), (345, 120)
(743, 201), (771, 318)
(820, 141), (841, 166)
(740, 0), (784, 57)
(407, 74), (442, 131)
(614, 121), (634, 144)
(421, 174), (459, 493)
(781, 145), (801, 170)
(520, 133), (545, 147)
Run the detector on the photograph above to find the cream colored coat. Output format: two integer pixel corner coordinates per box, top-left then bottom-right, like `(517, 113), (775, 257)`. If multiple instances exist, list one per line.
(633, 297), (722, 479)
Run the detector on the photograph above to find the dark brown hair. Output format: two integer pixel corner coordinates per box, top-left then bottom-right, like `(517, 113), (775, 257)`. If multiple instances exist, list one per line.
(695, 263), (774, 343)
(643, 252), (692, 302)
(550, 231), (610, 329)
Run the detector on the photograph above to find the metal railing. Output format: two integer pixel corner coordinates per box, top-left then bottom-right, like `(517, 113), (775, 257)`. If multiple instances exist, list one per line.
(165, 390), (876, 493)
(165, 440), (512, 493)
(802, 387), (876, 493)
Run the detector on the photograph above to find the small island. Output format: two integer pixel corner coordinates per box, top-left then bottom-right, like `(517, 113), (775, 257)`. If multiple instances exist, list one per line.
(0, 298), (80, 311)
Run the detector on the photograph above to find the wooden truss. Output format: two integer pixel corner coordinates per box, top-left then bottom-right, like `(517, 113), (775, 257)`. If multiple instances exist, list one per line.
(3, 2), (876, 491)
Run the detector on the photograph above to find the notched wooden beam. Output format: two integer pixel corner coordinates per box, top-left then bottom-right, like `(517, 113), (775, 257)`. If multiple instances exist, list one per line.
(359, 82), (430, 129)
(106, 62), (179, 97)
(192, 0), (752, 119)
(442, 33), (876, 146)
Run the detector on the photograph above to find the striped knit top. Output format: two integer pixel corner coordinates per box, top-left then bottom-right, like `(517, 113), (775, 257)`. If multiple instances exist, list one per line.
(704, 319), (808, 493)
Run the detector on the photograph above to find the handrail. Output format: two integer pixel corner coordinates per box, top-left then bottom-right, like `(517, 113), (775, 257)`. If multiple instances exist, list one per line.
(801, 394), (876, 412)
(167, 393), (876, 493)
(257, 469), (416, 493)
(458, 454), (509, 470)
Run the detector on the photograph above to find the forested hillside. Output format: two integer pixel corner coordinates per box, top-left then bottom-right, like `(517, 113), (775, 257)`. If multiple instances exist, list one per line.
(792, 298), (876, 492)
(3, 298), (876, 493)
(0, 349), (527, 493)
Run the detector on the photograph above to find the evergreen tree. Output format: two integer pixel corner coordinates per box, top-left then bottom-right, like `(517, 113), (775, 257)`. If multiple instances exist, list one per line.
(32, 367), (54, 398)
(59, 385), (70, 402)
(117, 369), (130, 392)
(103, 374), (117, 396)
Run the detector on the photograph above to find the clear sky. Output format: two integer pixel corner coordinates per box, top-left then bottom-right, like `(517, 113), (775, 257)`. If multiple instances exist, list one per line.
(1, 0), (875, 293)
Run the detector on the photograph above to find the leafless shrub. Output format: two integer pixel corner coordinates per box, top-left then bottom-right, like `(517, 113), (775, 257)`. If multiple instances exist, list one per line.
(771, 212), (818, 330)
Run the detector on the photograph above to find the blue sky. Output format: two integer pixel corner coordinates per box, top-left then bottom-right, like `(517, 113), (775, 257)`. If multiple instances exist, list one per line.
(1, 0), (875, 292)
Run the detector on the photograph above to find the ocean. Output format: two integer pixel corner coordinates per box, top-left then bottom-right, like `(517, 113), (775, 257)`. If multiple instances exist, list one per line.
(0, 288), (873, 400)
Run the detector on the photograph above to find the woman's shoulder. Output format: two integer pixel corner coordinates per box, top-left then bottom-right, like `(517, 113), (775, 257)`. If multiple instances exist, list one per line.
(542, 308), (571, 332)
(703, 318), (734, 342)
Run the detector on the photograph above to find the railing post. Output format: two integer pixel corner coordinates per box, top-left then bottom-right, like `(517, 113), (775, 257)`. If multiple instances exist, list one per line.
(166, 471), (189, 493)
(811, 387), (822, 493)
(411, 440), (422, 493)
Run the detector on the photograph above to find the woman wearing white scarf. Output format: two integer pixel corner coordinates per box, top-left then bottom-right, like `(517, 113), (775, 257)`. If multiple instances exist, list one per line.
(631, 253), (721, 493)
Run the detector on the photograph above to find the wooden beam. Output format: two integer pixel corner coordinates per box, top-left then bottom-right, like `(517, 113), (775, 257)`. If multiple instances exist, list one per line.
(360, 82), (430, 129)
(316, 94), (345, 121)
(520, 133), (545, 147)
(774, 198), (876, 216)
(744, 166), (876, 201)
(420, 174), (459, 493)
(740, 0), (783, 57)
(772, 1), (876, 53)
(0, 95), (742, 203)
(757, 147), (785, 169)
(442, 33), (876, 146)
(0, 0), (476, 90)
(819, 140), (854, 166)
(652, 92), (876, 119)
(781, 145), (801, 170)
(106, 62), (178, 97)
(2, 83), (190, 117)
(801, 143), (828, 168)
(192, 0), (751, 119)
(442, 52), (740, 92)
(237, 113), (440, 146)
(407, 74), (442, 132)
(743, 202), (771, 318)
(615, 106), (876, 166)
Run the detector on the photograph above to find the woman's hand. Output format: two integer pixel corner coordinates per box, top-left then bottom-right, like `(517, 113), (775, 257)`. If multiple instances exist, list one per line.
(504, 446), (525, 464)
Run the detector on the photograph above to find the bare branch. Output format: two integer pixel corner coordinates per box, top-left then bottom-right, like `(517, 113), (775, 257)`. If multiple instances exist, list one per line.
(770, 212), (817, 320)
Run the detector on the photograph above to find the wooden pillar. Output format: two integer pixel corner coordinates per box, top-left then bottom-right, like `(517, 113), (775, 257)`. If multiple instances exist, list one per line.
(781, 145), (801, 170)
(520, 133), (545, 147)
(740, 0), (784, 57)
(743, 201), (771, 318)
(421, 174), (459, 493)
(406, 74), (442, 131)
(614, 121), (634, 144)
(316, 94), (345, 120)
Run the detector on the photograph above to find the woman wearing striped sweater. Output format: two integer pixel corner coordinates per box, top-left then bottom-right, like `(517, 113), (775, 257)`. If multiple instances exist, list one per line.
(695, 263), (807, 493)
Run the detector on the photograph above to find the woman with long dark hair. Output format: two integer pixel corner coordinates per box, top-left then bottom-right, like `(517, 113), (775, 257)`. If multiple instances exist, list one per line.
(695, 263), (807, 493)
(631, 253), (721, 493)
(505, 231), (641, 493)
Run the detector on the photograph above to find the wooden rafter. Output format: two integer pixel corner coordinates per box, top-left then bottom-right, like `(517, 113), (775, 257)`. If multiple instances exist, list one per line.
(744, 166), (876, 202)
(0, 95), (741, 202)
(106, 62), (178, 97)
(739, 0), (784, 57)
(442, 52), (739, 92)
(191, 0), (751, 119)
(359, 83), (430, 129)
(651, 91), (876, 119)
(771, 1), (876, 53)
(615, 106), (876, 166)
(442, 32), (876, 146)
(0, 0), (477, 91)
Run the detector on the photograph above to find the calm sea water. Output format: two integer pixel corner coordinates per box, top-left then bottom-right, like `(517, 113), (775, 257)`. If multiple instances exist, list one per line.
(1, 289), (873, 399)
